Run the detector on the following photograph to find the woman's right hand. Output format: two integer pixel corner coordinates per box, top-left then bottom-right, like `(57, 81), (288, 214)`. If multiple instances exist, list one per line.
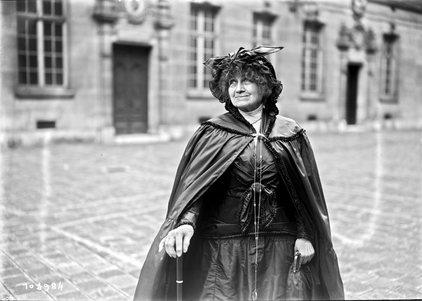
(158, 225), (194, 258)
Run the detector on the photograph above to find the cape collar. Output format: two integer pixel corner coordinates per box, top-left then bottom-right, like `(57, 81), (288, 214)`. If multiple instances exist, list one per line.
(204, 113), (304, 141)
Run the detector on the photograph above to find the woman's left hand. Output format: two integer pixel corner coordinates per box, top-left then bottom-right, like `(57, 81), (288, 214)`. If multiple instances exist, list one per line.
(294, 238), (315, 268)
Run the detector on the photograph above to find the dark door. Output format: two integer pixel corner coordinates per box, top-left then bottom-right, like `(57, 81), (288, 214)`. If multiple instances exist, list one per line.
(345, 64), (360, 125)
(113, 44), (150, 134)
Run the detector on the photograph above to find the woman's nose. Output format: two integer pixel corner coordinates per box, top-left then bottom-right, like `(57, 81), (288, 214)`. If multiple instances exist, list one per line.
(235, 81), (245, 93)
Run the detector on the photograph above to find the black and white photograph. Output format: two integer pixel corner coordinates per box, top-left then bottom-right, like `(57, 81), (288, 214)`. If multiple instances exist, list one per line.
(0, 0), (421, 300)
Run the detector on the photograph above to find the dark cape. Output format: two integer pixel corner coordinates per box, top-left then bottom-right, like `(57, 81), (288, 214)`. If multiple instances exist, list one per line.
(133, 112), (344, 301)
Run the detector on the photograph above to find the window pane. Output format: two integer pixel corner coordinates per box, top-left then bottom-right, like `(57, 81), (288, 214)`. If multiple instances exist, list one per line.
(18, 55), (27, 68)
(311, 34), (318, 45)
(190, 8), (197, 31)
(28, 19), (37, 36)
(29, 55), (38, 68)
(45, 72), (53, 85)
(204, 21), (213, 32)
(17, 18), (26, 34)
(28, 37), (37, 51)
(204, 39), (213, 50)
(56, 56), (63, 69)
(19, 71), (27, 84)
(55, 24), (62, 37)
(45, 56), (53, 68)
(43, 0), (52, 15)
(189, 78), (197, 88)
(28, 0), (36, 13)
(29, 72), (38, 84)
(55, 40), (62, 53)
(190, 7), (198, 17)
(44, 21), (52, 37)
(190, 19), (197, 31)
(56, 72), (63, 85)
(44, 39), (52, 52)
(18, 37), (27, 51)
(204, 10), (214, 32)
(17, 0), (26, 12)
(54, 0), (63, 16)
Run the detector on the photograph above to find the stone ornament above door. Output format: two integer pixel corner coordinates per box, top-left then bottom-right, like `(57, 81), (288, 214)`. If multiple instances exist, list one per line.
(123, 0), (149, 24)
(352, 0), (367, 23)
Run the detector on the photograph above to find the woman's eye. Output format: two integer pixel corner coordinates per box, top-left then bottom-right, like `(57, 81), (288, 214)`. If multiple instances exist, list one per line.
(229, 80), (237, 86)
(243, 79), (252, 85)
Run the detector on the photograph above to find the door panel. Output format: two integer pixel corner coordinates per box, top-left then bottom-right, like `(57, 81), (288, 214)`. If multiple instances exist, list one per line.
(346, 64), (360, 125)
(113, 45), (149, 134)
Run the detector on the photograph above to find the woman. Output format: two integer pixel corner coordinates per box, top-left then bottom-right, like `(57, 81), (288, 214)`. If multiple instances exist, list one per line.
(133, 46), (344, 300)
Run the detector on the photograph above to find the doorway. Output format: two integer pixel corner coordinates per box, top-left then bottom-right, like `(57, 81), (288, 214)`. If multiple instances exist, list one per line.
(113, 44), (150, 134)
(345, 63), (361, 125)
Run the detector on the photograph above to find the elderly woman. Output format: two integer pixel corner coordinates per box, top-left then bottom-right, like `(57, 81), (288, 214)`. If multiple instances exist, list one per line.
(133, 46), (344, 301)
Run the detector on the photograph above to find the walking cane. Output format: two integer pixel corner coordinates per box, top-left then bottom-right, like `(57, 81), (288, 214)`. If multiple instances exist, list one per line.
(176, 255), (183, 301)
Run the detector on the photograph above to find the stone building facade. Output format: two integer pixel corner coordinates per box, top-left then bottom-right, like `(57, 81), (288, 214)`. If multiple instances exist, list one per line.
(1, 0), (421, 146)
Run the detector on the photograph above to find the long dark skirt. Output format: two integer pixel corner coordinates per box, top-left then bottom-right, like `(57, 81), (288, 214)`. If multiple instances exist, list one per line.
(183, 234), (296, 301)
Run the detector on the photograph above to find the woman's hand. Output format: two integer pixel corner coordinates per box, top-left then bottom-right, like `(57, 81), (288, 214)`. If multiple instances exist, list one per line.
(294, 238), (315, 268)
(158, 225), (194, 258)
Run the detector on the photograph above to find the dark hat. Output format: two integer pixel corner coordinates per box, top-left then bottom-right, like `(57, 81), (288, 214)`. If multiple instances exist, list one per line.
(204, 46), (284, 103)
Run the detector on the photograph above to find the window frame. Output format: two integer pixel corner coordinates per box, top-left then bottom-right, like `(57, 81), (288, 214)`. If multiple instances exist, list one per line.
(15, 0), (73, 99)
(379, 33), (399, 103)
(187, 3), (219, 99)
(300, 20), (325, 101)
(252, 13), (275, 48)
(252, 12), (277, 66)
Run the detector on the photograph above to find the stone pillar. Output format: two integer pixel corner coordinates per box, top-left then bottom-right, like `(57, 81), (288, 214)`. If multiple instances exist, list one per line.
(154, 0), (174, 128)
(336, 24), (352, 127)
(92, 0), (119, 142)
(365, 28), (378, 124)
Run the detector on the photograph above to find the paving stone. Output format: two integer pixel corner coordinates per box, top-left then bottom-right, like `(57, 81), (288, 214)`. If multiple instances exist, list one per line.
(55, 290), (91, 300)
(7, 282), (37, 296)
(0, 267), (25, 277)
(85, 286), (123, 301)
(67, 271), (96, 284)
(12, 290), (53, 300)
(106, 274), (137, 289)
(14, 255), (48, 271)
(2, 275), (32, 288)
(42, 281), (77, 298)
(104, 294), (132, 301)
(55, 263), (86, 277)
(42, 253), (70, 266)
(74, 279), (109, 293)
(121, 285), (137, 297)
(0, 257), (18, 270)
(0, 285), (16, 300)
(97, 268), (126, 279)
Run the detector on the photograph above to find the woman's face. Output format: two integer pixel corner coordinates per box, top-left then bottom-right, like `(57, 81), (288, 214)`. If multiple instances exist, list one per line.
(228, 76), (263, 112)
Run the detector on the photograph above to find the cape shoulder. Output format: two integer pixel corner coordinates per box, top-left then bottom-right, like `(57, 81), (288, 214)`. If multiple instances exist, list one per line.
(200, 113), (305, 141)
(269, 115), (305, 141)
(201, 112), (253, 137)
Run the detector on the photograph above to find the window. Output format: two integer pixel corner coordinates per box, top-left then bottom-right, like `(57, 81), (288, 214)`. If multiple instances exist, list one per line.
(301, 21), (323, 95)
(17, 0), (67, 87)
(188, 4), (218, 91)
(253, 14), (274, 48)
(380, 34), (399, 102)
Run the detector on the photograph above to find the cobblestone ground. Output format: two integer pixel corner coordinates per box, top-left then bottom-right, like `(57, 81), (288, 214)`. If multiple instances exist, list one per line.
(0, 129), (421, 300)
